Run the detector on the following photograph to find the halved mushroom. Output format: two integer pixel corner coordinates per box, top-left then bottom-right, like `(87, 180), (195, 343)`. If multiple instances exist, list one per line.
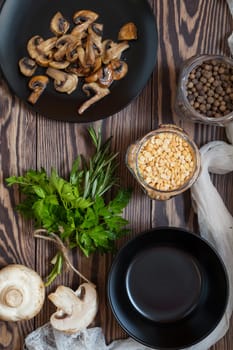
(28, 75), (49, 104)
(50, 11), (70, 36)
(49, 283), (98, 333)
(78, 82), (110, 114)
(72, 10), (99, 34)
(18, 57), (37, 77)
(102, 40), (129, 64)
(27, 35), (44, 59)
(46, 67), (78, 94)
(110, 60), (128, 80)
(0, 264), (45, 321)
(118, 22), (137, 41)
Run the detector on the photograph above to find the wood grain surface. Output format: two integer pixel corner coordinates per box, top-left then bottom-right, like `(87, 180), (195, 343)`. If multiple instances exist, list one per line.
(0, 0), (233, 349)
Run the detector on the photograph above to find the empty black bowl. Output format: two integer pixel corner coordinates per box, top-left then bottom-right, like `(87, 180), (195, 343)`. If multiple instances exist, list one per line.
(107, 227), (229, 349)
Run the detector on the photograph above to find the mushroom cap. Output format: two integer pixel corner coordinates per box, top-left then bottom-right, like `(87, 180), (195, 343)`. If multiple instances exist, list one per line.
(49, 283), (98, 333)
(0, 264), (45, 321)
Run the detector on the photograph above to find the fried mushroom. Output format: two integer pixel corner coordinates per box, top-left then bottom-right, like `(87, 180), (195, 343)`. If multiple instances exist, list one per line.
(27, 35), (44, 59)
(118, 22), (137, 41)
(72, 10), (99, 34)
(102, 40), (129, 64)
(50, 11), (70, 36)
(28, 75), (49, 104)
(78, 82), (110, 114)
(18, 57), (37, 77)
(46, 67), (78, 94)
(110, 60), (128, 80)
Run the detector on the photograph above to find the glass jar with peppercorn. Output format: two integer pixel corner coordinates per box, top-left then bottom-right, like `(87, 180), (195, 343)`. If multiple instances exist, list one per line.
(175, 54), (233, 126)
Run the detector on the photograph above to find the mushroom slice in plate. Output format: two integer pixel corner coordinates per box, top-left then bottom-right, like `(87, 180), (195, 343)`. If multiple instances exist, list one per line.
(78, 82), (110, 114)
(35, 54), (52, 67)
(27, 35), (44, 59)
(88, 23), (103, 56)
(49, 283), (98, 333)
(50, 11), (70, 36)
(28, 75), (49, 104)
(72, 10), (99, 34)
(54, 34), (77, 61)
(102, 40), (129, 64)
(85, 23), (103, 66)
(46, 67), (78, 94)
(66, 41), (79, 62)
(118, 22), (137, 41)
(0, 264), (45, 321)
(37, 37), (57, 55)
(110, 60), (128, 80)
(18, 57), (37, 77)
(49, 60), (70, 69)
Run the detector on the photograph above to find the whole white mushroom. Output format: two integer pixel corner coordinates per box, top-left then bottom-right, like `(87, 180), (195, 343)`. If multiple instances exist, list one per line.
(0, 264), (45, 321)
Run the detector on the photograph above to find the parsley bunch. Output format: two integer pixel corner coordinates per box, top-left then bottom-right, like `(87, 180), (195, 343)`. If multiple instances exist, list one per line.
(6, 127), (131, 285)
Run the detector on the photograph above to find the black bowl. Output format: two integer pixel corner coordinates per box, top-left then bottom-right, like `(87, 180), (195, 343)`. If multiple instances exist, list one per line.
(107, 227), (229, 349)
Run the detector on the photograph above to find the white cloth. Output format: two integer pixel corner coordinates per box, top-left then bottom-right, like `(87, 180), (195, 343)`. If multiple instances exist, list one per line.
(24, 325), (150, 350)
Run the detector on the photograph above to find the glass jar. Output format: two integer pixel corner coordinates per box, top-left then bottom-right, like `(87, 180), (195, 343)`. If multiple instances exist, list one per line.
(126, 124), (201, 200)
(175, 54), (233, 126)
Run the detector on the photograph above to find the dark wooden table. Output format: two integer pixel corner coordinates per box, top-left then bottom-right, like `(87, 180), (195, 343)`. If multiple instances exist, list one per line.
(0, 0), (233, 349)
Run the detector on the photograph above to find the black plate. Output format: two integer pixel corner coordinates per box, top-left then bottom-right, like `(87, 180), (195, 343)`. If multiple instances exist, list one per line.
(0, 0), (157, 122)
(107, 227), (229, 350)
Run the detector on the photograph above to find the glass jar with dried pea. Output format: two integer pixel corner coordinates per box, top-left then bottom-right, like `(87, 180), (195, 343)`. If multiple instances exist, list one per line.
(126, 124), (201, 200)
(175, 54), (233, 126)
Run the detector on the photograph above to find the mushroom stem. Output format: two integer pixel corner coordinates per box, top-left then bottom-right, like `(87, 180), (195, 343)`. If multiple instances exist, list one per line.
(33, 229), (94, 286)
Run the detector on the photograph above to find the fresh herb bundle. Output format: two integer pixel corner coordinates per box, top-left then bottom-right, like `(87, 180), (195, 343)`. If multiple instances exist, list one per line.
(6, 127), (131, 285)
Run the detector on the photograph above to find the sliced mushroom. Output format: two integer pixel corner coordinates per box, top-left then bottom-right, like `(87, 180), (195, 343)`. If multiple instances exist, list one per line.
(49, 60), (70, 69)
(78, 82), (110, 114)
(85, 23), (103, 66)
(18, 57), (37, 77)
(65, 41), (80, 62)
(54, 34), (77, 61)
(27, 35), (44, 59)
(0, 264), (45, 321)
(85, 64), (113, 86)
(50, 11), (70, 36)
(49, 283), (98, 333)
(72, 10), (99, 34)
(28, 75), (49, 104)
(110, 60), (128, 80)
(46, 67), (78, 94)
(35, 54), (52, 67)
(118, 22), (137, 41)
(37, 37), (57, 55)
(66, 61), (91, 77)
(102, 40), (129, 64)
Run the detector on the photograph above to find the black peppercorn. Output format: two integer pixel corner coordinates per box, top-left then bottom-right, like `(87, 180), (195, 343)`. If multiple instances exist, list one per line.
(186, 59), (233, 118)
